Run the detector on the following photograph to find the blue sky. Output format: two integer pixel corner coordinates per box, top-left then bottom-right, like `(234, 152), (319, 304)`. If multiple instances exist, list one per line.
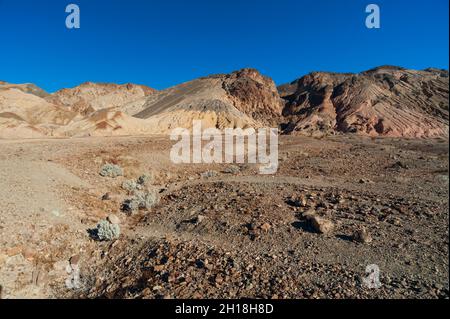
(0, 0), (448, 92)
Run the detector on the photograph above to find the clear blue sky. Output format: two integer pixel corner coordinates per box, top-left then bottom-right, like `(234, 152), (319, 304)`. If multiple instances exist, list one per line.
(0, 0), (448, 92)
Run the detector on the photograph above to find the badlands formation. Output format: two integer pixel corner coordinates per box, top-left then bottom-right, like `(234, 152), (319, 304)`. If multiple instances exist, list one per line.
(0, 66), (448, 299)
(0, 66), (448, 139)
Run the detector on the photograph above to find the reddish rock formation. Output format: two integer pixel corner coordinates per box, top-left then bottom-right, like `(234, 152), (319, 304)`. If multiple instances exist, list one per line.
(279, 66), (449, 137)
(222, 68), (284, 124)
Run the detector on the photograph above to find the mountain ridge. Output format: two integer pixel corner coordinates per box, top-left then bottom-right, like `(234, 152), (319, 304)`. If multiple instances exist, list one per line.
(0, 66), (448, 138)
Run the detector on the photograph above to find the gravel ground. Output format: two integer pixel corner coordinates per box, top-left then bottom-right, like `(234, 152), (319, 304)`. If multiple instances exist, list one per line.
(0, 135), (448, 299)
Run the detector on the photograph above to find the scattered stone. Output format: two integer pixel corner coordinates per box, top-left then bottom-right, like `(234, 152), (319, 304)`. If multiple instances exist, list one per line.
(260, 222), (272, 232)
(222, 165), (241, 174)
(102, 193), (111, 201)
(137, 174), (152, 186)
(195, 215), (206, 224)
(302, 209), (316, 219)
(390, 161), (409, 170)
(153, 265), (165, 272)
(308, 216), (334, 235)
(107, 214), (120, 225)
(51, 209), (61, 217)
(70, 255), (80, 266)
(99, 163), (123, 178)
(21, 247), (36, 261)
(353, 227), (372, 244)
(298, 196), (308, 207)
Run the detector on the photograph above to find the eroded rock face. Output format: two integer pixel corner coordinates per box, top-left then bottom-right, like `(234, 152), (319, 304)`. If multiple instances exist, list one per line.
(0, 82), (78, 138)
(279, 66), (449, 137)
(129, 68), (283, 132)
(46, 82), (156, 116)
(222, 68), (284, 124)
(1, 66), (448, 139)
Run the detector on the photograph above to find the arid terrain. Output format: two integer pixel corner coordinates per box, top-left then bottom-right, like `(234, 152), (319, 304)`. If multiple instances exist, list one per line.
(0, 134), (448, 299)
(0, 65), (448, 299)
(1, 66), (448, 139)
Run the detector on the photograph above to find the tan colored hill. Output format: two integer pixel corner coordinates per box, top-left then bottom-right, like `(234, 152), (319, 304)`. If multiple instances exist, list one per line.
(0, 80), (49, 98)
(279, 66), (449, 137)
(0, 82), (78, 138)
(127, 68), (283, 129)
(52, 69), (283, 137)
(46, 82), (156, 116)
(0, 66), (448, 139)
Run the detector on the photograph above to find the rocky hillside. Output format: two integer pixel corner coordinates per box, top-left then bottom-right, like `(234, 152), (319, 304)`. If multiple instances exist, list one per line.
(0, 81), (78, 138)
(279, 66), (449, 137)
(47, 82), (156, 116)
(129, 68), (283, 130)
(0, 66), (448, 138)
(0, 81), (49, 98)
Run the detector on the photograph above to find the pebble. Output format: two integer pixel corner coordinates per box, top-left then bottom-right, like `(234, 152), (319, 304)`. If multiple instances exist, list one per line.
(107, 214), (120, 225)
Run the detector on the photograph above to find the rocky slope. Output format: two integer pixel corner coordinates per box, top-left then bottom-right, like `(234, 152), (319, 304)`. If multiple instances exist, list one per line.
(279, 66), (449, 137)
(0, 82), (78, 138)
(128, 68), (283, 130)
(0, 66), (448, 138)
(47, 82), (156, 116)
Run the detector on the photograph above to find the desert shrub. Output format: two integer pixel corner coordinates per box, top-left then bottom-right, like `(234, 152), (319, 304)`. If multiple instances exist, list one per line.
(121, 191), (158, 213)
(222, 165), (241, 174)
(122, 179), (139, 193)
(201, 170), (218, 178)
(96, 220), (120, 241)
(99, 163), (123, 178)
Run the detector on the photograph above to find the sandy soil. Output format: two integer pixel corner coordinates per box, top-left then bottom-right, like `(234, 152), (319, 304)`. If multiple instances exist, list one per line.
(0, 135), (448, 299)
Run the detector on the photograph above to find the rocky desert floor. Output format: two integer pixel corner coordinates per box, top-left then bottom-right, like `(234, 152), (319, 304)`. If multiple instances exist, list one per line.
(0, 135), (448, 299)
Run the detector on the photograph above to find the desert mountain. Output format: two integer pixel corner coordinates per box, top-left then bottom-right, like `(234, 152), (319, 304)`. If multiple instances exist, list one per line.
(279, 66), (449, 137)
(46, 82), (156, 116)
(0, 80), (49, 98)
(126, 68), (283, 129)
(0, 66), (448, 138)
(0, 81), (78, 138)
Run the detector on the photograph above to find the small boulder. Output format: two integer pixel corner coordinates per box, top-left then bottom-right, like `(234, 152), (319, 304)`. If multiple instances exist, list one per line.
(309, 216), (334, 235)
(195, 215), (206, 224)
(102, 193), (111, 201)
(222, 165), (241, 174)
(137, 174), (152, 186)
(107, 214), (120, 225)
(260, 222), (272, 232)
(353, 227), (372, 244)
(302, 209), (316, 220)
(69, 255), (80, 266)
